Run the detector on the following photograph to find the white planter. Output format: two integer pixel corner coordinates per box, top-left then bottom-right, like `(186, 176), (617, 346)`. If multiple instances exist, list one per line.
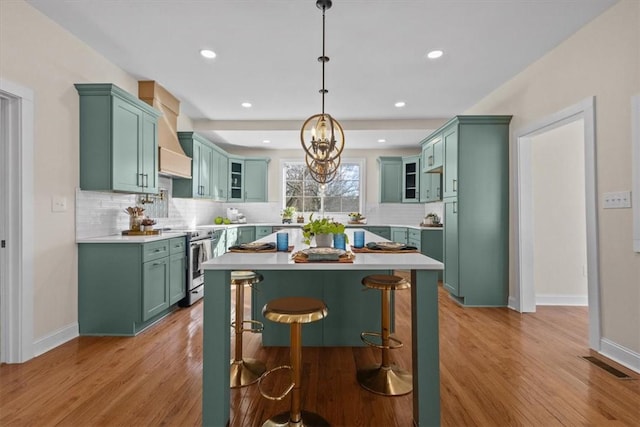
(314, 233), (333, 247)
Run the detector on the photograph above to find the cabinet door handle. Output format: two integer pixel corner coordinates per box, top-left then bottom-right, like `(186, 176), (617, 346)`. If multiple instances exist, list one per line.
(138, 173), (144, 187)
(428, 155), (434, 166)
(437, 187), (441, 198)
(452, 179), (457, 192)
(453, 201), (458, 214)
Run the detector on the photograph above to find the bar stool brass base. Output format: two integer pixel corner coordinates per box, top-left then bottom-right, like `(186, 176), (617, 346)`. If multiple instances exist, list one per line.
(262, 410), (330, 427)
(357, 364), (413, 396)
(230, 358), (267, 388)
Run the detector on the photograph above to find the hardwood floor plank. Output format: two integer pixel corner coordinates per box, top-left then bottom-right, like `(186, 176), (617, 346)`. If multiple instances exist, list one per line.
(1, 279), (638, 426)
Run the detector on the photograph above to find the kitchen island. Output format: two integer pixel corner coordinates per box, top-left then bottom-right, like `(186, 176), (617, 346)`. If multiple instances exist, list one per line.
(202, 228), (443, 426)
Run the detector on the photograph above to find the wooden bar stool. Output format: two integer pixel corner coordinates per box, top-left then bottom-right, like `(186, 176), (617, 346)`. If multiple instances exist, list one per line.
(230, 270), (266, 388)
(357, 274), (412, 396)
(258, 297), (330, 427)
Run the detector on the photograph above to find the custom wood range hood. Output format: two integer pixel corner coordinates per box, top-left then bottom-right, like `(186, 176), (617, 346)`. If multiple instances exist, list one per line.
(138, 81), (192, 178)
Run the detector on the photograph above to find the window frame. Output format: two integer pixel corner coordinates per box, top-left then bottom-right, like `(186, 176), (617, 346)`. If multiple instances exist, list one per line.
(280, 157), (366, 214)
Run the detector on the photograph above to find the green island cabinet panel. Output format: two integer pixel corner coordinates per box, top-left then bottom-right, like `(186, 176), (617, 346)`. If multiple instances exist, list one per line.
(75, 83), (161, 194)
(244, 158), (270, 202)
(378, 157), (402, 203)
(402, 155), (420, 203)
(421, 229), (443, 281)
(251, 270), (392, 346)
(173, 132), (217, 199)
(78, 236), (186, 335)
(438, 115), (512, 306)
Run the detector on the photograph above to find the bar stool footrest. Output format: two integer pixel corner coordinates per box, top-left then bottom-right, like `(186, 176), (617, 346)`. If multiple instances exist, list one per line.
(360, 331), (403, 350)
(258, 365), (294, 401)
(231, 319), (264, 333)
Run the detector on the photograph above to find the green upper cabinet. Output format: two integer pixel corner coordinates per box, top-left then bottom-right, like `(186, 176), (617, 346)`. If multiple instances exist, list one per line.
(75, 83), (161, 194)
(402, 155), (420, 203)
(421, 134), (443, 173)
(245, 158), (270, 202)
(420, 171), (442, 203)
(174, 132), (216, 199)
(378, 157), (402, 203)
(212, 146), (228, 201)
(228, 158), (244, 201)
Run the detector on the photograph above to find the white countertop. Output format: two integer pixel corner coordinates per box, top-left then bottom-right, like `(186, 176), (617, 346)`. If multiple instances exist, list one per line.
(203, 228), (443, 271)
(76, 231), (187, 243)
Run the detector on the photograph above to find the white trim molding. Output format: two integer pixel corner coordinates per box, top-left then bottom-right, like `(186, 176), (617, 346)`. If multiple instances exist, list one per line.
(513, 97), (601, 351)
(600, 338), (640, 374)
(33, 323), (79, 358)
(632, 94), (640, 252)
(0, 78), (35, 363)
(535, 294), (588, 306)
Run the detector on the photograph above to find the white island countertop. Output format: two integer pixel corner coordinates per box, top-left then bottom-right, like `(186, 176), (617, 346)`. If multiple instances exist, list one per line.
(203, 228), (443, 271)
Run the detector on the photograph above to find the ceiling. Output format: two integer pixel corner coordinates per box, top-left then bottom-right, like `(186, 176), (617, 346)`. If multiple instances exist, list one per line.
(27, 0), (617, 150)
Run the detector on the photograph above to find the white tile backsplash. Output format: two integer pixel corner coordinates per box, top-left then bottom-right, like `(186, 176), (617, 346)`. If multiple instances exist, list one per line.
(77, 176), (444, 239)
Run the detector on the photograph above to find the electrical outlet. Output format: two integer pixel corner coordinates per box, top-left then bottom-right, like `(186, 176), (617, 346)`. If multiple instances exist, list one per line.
(52, 196), (67, 212)
(603, 191), (632, 209)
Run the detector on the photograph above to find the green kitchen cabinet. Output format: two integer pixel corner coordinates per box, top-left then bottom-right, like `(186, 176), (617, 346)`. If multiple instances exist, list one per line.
(363, 226), (391, 240)
(378, 157), (402, 203)
(408, 228), (422, 251)
(421, 134), (443, 173)
(437, 115), (512, 306)
(237, 226), (256, 244)
(255, 226), (272, 239)
(225, 227), (239, 249)
(228, 158), (244, 201)
(402, 155), (420, 203)
(391, 227), (408, 244)
(244, 158), (270, 202)
(212, 230), (226, 257)
(174, 132), (215, 199)
(420, 229), (443, 280)
(168, 238), (187, 305)
(420, 171), (442, 203)
(75, 83), (161, 194)
(78, 236), (186, 335)
(211, 145), (228, 201)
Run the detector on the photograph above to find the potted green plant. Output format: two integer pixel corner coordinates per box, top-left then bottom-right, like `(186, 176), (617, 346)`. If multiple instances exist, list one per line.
(302, 213), (347, 247)
(281, 206), (296, 224)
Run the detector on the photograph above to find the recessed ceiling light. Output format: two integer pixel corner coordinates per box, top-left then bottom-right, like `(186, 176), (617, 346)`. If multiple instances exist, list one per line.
(262, 139), (271, 144)
(377, 139), (387, 143)
(200, 49), (216, 59)
(394, 101), (406, 108)
(427, 49), (444, 59)
(241, 102), (252, 108)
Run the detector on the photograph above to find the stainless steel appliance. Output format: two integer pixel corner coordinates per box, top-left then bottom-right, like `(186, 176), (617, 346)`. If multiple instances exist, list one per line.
(170, 228), (215, 306)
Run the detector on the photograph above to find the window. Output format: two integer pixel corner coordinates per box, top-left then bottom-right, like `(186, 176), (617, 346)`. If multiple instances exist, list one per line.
(283, 160), (363, 213)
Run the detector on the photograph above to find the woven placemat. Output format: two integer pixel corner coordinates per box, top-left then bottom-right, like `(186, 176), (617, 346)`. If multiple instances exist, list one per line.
(229, 245), (293, 253)
(292, 252), (355, 263)
(351, 246), (419, 254)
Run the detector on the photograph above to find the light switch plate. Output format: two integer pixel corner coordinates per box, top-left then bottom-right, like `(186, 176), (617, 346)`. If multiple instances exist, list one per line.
(51, 196), (67, 212)
(603, 191), (632, 209)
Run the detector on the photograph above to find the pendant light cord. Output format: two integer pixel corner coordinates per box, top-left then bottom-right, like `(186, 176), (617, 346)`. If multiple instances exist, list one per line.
(321, 5), (327, 115)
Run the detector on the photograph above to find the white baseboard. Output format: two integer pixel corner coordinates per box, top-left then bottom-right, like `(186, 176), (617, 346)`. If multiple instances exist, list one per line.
(536, 294), (588, 306)
(507, 295), (519, 311)
(33, 323), (79, 357)
(599, 338), (640, 374)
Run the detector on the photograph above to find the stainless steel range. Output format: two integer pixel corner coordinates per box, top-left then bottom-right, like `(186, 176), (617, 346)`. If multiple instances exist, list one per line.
(170, 228), (217, 306)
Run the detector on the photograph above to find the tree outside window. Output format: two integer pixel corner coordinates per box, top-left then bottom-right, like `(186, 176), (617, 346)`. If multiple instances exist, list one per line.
(284, 161), (362, 213)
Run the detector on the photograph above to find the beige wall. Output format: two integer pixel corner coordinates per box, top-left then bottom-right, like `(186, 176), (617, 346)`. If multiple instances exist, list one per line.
(532, 120), (587, 299)
(466, 0), (640, 353)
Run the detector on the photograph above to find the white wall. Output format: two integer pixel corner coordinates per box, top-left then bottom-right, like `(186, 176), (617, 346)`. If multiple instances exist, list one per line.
(466, 0), (639, 356)
(531, 120), (588, 304)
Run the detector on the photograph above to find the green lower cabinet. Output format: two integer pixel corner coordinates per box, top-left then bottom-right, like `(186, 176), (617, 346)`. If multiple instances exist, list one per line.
(255, 226), (272, 239)
(408, 228), (421, 251)
(364, 226), (391, 240)
(391, 227), (408, 244)
(79, 236), (186, 335)
(212, 230), (226, 257)
(237, 226), (256, 244)
(251, 270), (392, 346)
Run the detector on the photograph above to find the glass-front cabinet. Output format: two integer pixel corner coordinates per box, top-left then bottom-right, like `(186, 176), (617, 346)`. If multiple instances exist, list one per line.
(229, 158), (244, 201)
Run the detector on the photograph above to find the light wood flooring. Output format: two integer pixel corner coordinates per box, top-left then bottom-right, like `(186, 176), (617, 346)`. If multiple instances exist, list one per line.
(1, 276), (638, 426)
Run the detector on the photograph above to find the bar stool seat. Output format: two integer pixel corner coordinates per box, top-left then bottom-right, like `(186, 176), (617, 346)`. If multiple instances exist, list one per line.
(357, 274), (412, 396)
(230, 270), (266, 388)
(259, 297), (330, 427)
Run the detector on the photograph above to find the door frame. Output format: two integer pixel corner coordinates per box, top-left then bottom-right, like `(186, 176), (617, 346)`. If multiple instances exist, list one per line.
(513, 96), (601, 350)
(0, 78), (35, 363)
